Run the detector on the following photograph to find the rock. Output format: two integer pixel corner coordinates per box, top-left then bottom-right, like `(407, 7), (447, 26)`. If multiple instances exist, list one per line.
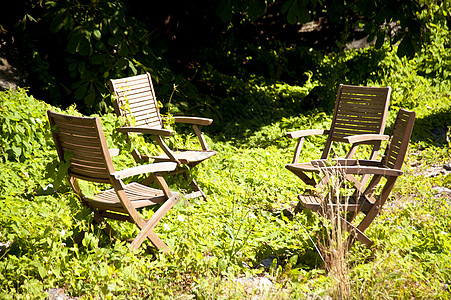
(48, 288), (67, 300)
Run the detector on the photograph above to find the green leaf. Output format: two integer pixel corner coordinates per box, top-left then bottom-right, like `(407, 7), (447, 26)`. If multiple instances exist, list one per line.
(74, 82), (88, 100)
(217, 0), (232, 22)
(31, 261), (46, 280)
(11, 145), (22, 159)
(78, 36), (90, 56)
(281, 0), (295, 14)
(68, 62), (77, 72)
(287, 1), (301, 24)
(375, 31), (385, 49)
(91, 54), (105, 65)
(248, 0), (266, 20)
(49, 14), (65, 33)
(85, 84), (96, 107)
(67, 34), (81, 55)
(118, 43), (129, 56)
(93, 29), (102, 40)
(218, 258), (228, 271)
(117, 57), (128, 70)
(129, 61), (137, 75)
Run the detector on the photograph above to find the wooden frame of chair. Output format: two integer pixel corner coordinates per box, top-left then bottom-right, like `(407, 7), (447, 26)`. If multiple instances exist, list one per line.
(294, 108), (416, 248)
(109, 73), (216, 200)
(286, 84), (391, 190)
(47, 110), (180, 252)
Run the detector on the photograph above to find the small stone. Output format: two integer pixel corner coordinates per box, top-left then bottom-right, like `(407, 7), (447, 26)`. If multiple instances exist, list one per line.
(48, 288), (67, 300)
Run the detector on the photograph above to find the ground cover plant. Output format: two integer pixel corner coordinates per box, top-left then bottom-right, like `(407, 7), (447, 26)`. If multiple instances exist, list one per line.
(1, 3), (451, 300)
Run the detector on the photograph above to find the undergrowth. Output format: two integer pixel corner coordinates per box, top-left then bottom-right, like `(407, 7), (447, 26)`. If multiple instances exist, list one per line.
(1, 6), (451, 298)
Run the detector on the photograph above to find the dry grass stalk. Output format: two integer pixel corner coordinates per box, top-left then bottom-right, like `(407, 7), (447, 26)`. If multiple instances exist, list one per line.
(317, 166), (359, 300)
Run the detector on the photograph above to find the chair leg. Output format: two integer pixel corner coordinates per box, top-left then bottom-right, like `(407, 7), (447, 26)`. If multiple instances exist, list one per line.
(142, 173), (157, 186)
(131, 194), (180, 252)
(131, 230), (168, 252)
(181, 170), (207, 200)
(340, 216), (373, 248)
(294, 200), (306, 214)
(185, 178), (206, 200)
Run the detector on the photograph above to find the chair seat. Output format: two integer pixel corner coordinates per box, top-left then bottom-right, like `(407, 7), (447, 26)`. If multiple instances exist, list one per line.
(151, 150), (216, 164)
(297, 194), (373, 213)
(88, 182), (168, 212)
(297, 194), (322, 211)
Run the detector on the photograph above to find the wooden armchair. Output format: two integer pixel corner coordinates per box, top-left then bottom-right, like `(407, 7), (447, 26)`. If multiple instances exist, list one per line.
(295, 109), (416, 248)
(47, 110), (180, 252)
(286, 84), (391, 188)
(109, 73), (216, 200)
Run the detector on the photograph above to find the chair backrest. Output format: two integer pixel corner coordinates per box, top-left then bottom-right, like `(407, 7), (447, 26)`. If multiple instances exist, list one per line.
(322, 84), (391, 159)
(109, 73), (163, 129)
(47, 110), (115, 184)
(382, 109), (416, 170)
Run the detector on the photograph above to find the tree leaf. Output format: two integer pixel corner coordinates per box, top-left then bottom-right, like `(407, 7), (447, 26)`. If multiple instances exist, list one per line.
(67, 34), (80, 55)
(375, 30), (385, 49)
(93, 29), (101, 41)
(78, 36), (90, 56)
(74, 82), (88, 100)
(281, 0), (295, 14)
(118, 43), (129, 56)
(217, 0), (233, 22)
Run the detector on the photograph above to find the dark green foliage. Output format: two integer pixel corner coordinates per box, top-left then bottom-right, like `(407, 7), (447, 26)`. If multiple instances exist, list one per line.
(1, 0), (439, 117)
(12, 0), (177, 113)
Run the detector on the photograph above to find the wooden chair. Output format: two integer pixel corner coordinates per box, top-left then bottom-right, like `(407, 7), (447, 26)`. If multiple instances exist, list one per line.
(295, 108), (416, 248)
(47, 110), (180, 252)
(286, 84), (391, 190)
(109, 73), (216, 200)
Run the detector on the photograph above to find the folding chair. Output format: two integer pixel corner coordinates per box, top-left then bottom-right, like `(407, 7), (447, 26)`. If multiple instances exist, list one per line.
(286, 84), (391, 189)
(295, 109), (416, 248)
(47, 110), (180, 252)
(109, 73), (216, 200)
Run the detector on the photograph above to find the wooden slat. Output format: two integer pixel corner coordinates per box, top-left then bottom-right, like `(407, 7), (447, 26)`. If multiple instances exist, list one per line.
(56, 125), (99, 138)
(69, 168), (110, 181)
(341, 85), (389, 95)
(340, 94), (387, 101)
(91, 182), (167, 210)
(118, 90), (154, 102)
(336, 108), (386, 118)
(112, 73), (162, 130)
(334, 121), (381, 129)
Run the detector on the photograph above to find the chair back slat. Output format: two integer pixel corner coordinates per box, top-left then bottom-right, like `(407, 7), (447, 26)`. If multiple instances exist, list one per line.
(109, 73), (163, 128)
(329, 84), (391, 143)
(383, 109), (416, 170)
(48, 111), (114, 183)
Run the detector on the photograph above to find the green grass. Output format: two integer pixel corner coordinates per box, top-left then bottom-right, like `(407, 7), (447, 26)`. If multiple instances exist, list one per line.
(1, 23), (451, 297)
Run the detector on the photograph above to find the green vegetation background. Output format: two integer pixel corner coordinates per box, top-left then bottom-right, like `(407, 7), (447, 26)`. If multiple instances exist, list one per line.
(1, 1), (451, 299)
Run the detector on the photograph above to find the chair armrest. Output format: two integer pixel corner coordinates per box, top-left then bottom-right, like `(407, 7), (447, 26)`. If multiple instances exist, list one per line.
(117, 126), (174, 137)
(109, 148), (120, 157)
(287, 129), (329, 139)
(172, 116), (213, 126)
(112, 162), (178, 179)
(311, 159), (383, 168)
(319, 165), (403, 177)
(344, 134), (389, 144)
